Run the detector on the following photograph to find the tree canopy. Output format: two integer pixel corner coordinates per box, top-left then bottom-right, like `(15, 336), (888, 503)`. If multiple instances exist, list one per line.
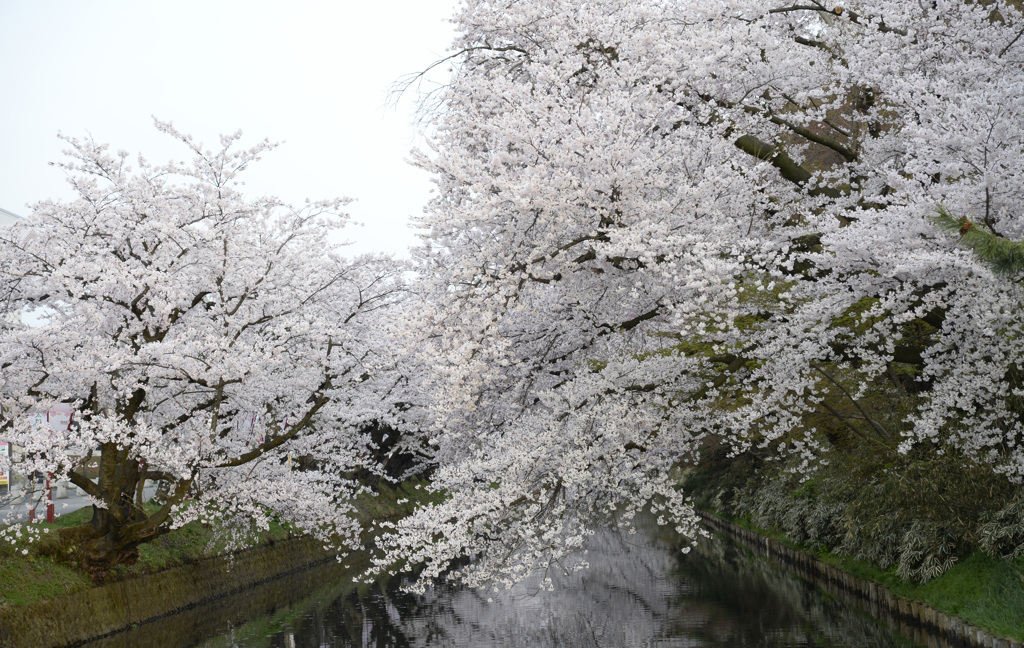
(0, 122), (406, 576)
(4, 0), (1024, 591)
(372, 0), (1024, 590)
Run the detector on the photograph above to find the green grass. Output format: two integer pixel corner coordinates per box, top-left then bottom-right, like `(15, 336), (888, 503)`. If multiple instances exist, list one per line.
(825, 550), (1024, 642)
(0, 506), (96, 606)
(351, 477), (442, 523)
(716, 511), (1024, 642)
(0, 476), (439, 609)
(0, 543), (92, 607)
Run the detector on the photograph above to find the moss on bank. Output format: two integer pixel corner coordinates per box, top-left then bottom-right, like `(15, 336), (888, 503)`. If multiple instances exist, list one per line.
(680, 406), (1024, 643)
(716, 510), (1024, 642)
(0, 477), (433, 610)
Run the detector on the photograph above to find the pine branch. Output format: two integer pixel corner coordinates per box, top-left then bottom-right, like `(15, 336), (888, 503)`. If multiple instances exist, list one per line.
(932, 206), (1024, 276)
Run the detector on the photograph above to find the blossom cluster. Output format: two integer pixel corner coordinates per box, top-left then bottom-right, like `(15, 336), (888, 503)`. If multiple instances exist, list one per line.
(375, 0), (1024, 590)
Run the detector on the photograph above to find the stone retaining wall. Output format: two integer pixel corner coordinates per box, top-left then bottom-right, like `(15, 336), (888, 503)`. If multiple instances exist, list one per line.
(703, 514), (1020, 648)
(0, 537), (339, 648)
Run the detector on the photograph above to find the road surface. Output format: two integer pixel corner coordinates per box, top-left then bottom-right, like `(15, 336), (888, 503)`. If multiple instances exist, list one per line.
(0, 481), (157, 525)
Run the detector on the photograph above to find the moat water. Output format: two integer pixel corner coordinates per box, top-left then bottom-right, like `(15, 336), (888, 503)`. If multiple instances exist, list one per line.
(77, 518), (916, 648)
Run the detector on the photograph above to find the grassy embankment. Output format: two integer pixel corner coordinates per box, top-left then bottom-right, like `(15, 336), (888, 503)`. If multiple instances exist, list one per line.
(708, 509), (1024, 642)
(0, 477), (433, 609)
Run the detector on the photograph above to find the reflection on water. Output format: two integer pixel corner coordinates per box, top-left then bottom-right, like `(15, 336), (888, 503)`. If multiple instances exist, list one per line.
(79, 519), (915, 648)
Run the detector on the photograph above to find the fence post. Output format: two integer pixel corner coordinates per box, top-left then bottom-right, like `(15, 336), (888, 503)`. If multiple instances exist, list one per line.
(46, 471), (54, 523)
(28, 474), (35, 523)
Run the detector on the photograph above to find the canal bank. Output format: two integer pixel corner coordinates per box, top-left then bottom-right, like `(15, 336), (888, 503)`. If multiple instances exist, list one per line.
(0, 535), (347, 648)
(70, 512), (922, 647)
(703, 513), (1022, 648)
(0, 478), (431, 648)
(4, 498), (1010, 647)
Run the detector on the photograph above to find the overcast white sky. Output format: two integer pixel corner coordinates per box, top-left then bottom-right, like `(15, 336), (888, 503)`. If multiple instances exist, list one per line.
(0, 1), (458, 257)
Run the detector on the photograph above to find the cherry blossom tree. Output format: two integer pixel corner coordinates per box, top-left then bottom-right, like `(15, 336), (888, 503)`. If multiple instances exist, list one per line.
(375, 0), (1024, 590)
(0, 122), (407, 577)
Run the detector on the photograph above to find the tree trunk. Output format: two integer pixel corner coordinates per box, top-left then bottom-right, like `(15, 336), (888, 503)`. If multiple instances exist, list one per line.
(43, 503), (163, 581)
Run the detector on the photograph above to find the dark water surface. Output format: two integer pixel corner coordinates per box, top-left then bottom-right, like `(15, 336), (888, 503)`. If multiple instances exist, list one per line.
(79, 520), (915, 648)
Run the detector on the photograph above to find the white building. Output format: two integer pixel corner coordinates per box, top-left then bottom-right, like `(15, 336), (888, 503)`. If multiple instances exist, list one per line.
(0, 207), (25, 227)
(0, 207), (26, 489)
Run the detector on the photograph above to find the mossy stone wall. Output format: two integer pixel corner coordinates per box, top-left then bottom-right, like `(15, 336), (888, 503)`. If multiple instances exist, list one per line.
(0, 537), (337, 648)
(704, 514), (1020, 648)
